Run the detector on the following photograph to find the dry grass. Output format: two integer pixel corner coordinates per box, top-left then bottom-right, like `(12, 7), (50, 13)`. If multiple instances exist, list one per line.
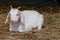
(0, 4), (60, 40)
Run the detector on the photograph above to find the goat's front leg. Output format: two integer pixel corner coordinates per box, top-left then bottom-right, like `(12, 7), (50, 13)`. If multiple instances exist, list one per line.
(18, 24), (25, 32)
(9, 24), (13, 31)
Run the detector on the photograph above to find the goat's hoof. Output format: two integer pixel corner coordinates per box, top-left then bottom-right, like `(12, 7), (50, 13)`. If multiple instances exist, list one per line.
(19, 30), (25, 32)
(9, 28), (13, 32)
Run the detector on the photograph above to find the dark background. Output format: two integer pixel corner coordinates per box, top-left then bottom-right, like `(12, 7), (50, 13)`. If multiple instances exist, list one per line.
(0, 0), (59, 5)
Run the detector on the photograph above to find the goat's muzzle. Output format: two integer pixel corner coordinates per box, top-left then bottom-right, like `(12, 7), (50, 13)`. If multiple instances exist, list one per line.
(11, 20), (15, 23)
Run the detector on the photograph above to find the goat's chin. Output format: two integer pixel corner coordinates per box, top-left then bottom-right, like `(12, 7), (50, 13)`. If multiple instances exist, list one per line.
(11, 22), (15, 24)
(11, 21), (17, 24)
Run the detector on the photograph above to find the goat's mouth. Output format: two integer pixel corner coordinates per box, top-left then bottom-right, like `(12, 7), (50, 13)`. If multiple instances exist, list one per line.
(11, 19), (20, 24)
(11, 21), (16, 24)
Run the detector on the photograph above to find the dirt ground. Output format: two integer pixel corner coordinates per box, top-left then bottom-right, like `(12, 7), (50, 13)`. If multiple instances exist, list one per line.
(0, 4), (60, 40)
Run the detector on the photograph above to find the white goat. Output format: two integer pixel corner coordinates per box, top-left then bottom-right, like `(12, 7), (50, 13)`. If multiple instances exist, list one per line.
(5, 6), (44, 32)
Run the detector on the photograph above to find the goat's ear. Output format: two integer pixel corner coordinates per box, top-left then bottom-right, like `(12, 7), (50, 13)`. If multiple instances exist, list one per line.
(5, 13), (9, 24)
(10, 6), (13, 9)
(17, 7), (21, 9)
(18, 11), (24, 24)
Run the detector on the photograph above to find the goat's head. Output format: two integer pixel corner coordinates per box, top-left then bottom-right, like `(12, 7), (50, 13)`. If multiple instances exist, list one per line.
(5, 6), (21, 24)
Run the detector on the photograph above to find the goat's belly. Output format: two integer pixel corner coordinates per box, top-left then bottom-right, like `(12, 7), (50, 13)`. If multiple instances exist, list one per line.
(25, 15), (39, 27)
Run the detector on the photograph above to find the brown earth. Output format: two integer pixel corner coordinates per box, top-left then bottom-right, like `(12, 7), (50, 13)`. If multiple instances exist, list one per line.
(0, 4), (60, 40)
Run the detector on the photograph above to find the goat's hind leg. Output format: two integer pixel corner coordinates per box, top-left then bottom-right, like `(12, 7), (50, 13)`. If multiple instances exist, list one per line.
(25, 25), (32, 32)
(37, 16), (44, 32)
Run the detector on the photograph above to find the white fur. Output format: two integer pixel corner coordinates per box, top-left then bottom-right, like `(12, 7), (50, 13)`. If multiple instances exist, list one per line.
(5, 8), (44, 32)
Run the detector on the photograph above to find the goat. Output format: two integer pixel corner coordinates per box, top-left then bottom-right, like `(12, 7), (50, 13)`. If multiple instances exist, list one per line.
(5, 6), (44, 32)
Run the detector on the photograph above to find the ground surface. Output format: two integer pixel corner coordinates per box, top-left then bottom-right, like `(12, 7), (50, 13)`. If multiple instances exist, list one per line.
(0, 4), (60, 40)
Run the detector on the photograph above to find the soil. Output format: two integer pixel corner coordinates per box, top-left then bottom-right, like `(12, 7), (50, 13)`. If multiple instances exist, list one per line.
(0, 4), (60, 40)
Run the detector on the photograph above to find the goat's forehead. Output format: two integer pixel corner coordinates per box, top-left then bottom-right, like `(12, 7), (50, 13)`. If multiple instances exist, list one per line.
(9, 9), (19, 14)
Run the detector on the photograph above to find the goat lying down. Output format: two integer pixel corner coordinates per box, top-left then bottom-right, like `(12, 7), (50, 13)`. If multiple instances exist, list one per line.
(5, 6), (44, 32)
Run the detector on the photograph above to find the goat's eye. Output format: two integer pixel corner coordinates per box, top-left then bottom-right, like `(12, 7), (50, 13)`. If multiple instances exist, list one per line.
(17, 14), (19, 16)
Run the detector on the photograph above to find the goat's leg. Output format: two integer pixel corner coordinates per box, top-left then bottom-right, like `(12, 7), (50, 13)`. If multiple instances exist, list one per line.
(18, 24), (25, 32)
(9, 24), (13, 31)
(37, 16), (44, 32)
(24, 25), (32, 32)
